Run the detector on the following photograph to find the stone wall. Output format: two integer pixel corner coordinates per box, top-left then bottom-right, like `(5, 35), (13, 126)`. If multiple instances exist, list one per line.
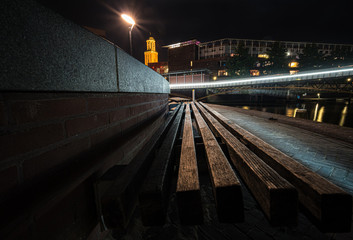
(0, 0), (169, 239)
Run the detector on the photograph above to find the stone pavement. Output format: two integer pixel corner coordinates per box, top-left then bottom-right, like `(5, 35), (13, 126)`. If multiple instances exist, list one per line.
(208, 103), (353, 196)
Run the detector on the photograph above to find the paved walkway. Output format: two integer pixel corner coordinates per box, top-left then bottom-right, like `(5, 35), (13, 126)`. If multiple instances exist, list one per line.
(208, 104), (353, 196)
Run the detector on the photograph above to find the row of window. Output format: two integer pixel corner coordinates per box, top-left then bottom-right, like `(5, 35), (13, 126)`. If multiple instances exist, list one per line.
(200, 48), (336, 58)
(201, 39), (353, 47)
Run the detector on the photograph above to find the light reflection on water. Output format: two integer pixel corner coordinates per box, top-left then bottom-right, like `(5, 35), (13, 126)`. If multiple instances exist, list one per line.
(239, 101), (353, 128)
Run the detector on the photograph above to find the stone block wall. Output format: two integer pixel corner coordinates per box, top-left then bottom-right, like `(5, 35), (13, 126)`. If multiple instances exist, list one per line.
(0, 0), (170, 239)
(0, 92), (168, 239)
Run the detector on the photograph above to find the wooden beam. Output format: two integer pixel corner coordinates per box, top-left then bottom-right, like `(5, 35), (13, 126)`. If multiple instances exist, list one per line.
(200, 102), (352, 232)
(139, 104), (184, 226)
(98, 105), (181, 230)
(196, 102), (298, 226)
(176, 103), (203, 224)
(191, 102), (244, 222)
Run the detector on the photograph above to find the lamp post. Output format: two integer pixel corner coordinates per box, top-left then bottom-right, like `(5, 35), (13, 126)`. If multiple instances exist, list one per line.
(121, 14), (135, 55)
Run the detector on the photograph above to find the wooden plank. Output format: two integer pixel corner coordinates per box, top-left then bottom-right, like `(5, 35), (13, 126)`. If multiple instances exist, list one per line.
(176, 103), (203, 224)
(200, 102), (352, 232)
(139, 104), (184, 226)
(99, 106), (181, 230)
(191, 102), (244, 223)
(196, 102), (298, 226)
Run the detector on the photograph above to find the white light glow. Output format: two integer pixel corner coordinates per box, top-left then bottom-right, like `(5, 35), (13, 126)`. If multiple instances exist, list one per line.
(170, 66), (353, 89)
(121, 14), (135, 27)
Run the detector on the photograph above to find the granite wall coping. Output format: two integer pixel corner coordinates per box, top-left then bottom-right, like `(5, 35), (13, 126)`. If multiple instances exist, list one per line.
(0, 0), (169, 94)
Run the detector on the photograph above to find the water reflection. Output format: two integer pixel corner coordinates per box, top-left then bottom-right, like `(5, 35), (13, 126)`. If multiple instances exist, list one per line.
(237, 101), (353, 128)
(339, 104), (348, 127)
(313, 103), (319, 121)
(286, 108), (294, 117)
(316, 106), (325, 123)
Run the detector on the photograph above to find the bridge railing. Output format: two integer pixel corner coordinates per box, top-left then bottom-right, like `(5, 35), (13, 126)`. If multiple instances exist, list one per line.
(170, 66), (353, 90)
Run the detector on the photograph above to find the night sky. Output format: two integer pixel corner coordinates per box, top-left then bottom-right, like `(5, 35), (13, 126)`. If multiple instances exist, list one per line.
(40, 0), (352, 63)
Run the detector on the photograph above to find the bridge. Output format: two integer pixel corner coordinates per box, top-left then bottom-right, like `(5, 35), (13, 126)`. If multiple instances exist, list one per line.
(170, 66), (353, 100)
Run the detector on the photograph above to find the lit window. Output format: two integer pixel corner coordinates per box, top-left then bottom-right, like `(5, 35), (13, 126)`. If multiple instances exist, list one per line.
(289, 61), (299, 68)
(258, 54), (269, 59)
(218, 70), (228, 76)
(250, 70), (260, 76)
(290, 70), (299, 75)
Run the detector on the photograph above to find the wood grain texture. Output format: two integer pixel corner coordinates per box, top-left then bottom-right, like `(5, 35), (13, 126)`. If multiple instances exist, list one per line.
(196, 102), (298, 226)
(191, 102), (244, 222)
(200, 102), (352, 232)
(139, 104), (184, 226)
(176, 103), (203, 224)
(99, 107), (179, 229)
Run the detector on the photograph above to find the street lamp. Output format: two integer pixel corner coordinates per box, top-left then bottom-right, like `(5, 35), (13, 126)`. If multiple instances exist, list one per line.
(121, 14), (135, 55)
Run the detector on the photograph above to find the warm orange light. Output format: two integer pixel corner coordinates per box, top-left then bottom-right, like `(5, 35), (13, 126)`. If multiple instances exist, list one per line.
(250, 70), (260, 76)
(289, 61), (299, 68)
(121, 14), (135, 28)
(258, 54), (269, 59)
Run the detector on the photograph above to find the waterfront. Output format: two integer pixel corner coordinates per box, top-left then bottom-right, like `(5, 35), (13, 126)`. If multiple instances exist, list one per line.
(216, 100), (353, 128)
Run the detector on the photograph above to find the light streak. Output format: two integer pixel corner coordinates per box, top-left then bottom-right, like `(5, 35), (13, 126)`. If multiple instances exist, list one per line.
(170, 66), (353, 89)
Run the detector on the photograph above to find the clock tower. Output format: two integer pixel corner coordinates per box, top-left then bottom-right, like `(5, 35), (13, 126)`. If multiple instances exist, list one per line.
(144, 36), (158, 66)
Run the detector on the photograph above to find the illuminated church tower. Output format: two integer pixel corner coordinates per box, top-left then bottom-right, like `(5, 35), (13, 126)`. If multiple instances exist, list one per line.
(144, 36), (158, 66)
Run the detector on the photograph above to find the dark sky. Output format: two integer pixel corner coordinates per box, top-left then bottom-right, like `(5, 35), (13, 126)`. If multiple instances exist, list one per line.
(40, 0), (352, 62)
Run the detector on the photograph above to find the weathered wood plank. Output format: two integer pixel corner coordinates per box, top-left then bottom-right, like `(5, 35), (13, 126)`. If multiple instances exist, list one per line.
(196, 102), (298, 226)
(176, 103), (203, 224)
(139, 104), (184, 226)
(98, 106), (181, 230)
(200, 102), (352, 232)
(191, 102), (244, 222)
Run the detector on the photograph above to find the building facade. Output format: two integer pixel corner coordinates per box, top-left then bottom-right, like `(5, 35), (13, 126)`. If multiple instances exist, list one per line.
(164, 38), (353, 82)
(144, 36), (158, 66)
(198, 38), (353, 59)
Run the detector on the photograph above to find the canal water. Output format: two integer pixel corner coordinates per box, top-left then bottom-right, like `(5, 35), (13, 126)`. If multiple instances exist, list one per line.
(216, 100), (353, 128)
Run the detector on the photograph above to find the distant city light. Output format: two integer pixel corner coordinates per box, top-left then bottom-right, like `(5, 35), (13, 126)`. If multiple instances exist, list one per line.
(258, 53), (269, 59)
(289, 61), (299, 68)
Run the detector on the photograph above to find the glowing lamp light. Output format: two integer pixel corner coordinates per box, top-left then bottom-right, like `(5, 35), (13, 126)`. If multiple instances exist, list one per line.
(121, 14), (135, 28)
(121, 14), (135, 55)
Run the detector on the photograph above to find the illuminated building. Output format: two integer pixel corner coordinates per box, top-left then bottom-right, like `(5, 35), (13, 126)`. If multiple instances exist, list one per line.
(163, 38), (353, 82)
(197, 38), (353, 59)
(144, 36), (158, 66)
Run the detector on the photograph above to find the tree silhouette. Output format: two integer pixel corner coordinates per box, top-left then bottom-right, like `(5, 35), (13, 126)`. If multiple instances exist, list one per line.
(226, 43), (255, 77)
